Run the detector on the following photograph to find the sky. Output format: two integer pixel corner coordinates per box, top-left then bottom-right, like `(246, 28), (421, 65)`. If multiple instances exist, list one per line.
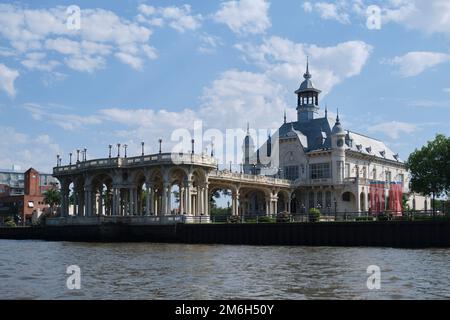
(0, 0), (449, 173)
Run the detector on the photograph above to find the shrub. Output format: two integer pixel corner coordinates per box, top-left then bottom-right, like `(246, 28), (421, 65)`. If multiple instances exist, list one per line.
(4, 217), (16, 227)
(258, 216), (275, 223)
(309, 208), (321, 222)
(227, 215), (240, 223)
(355, 216), (374, 222)
(377, 213), (390, 221)
(276, 212), (291, 223)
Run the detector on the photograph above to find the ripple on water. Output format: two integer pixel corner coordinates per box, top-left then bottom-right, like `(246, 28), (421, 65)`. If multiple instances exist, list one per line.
(0, 241), (449, 299)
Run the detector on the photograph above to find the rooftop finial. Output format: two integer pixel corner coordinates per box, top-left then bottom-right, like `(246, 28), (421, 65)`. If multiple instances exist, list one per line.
(246, 122), (250, 134)
(336, 108), (340, 124)
(283, 110), (287, 124)
(304, 56), (311, 79)
(325, 104), (328, 118)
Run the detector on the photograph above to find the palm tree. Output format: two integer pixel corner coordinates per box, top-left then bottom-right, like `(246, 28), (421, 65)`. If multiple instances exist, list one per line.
(43, 188), (61, 216)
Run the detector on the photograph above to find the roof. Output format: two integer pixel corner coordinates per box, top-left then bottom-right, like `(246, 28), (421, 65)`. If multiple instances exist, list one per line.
(346, 131), (401, 162)
(266, 116), (402, 163)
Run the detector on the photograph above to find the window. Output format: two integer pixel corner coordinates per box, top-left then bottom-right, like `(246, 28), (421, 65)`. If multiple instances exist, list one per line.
(342, 192), (351, 202)
(310, 163), (331, 179)
(398, 174), (404, 184)
(284, 166), (299, 181)
(363, 167), (367, 179)
(373, 168), (377, 180)
(385, 171), (391, 183)
(345, 163), (351, 178)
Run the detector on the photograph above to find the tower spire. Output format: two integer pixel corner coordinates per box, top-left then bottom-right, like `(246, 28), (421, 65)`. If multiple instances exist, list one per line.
(325, 104), (328, 118)
(336, 108), (340, 124)
(303, 56), (311, 80)
(246, 122), (250, 134)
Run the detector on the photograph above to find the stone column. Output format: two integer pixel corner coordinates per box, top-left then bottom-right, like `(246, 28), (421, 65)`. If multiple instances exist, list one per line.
(197, 187), (203, 216)
(185, 181), (192, 215)
(204, 185), (209, 216)
(84, 189), (89, 217)
(161, 183), (168, 216)
(60, 187), (68, 217)
(98, 190), (103, 216)
(167, 185), (172, 215)
(265, 200), (270, 216)
(112, 188), (117, 216)
(145, 184), (151, 216)
(179, 187), (184, 215)
(73, 191), (78, 216)
(133, 188), (138, 215)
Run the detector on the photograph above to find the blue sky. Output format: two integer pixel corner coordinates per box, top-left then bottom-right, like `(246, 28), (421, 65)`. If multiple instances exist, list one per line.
(0, 0), (449, 172)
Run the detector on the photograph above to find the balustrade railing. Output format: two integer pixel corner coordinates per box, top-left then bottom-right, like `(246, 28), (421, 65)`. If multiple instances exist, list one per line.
(53, 153), (217, 174)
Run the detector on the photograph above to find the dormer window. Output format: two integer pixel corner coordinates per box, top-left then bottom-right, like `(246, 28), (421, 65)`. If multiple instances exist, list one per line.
(356, 144), (362, 151)
(380, 150), (386, 158)
(366, 147), (372, 153)
(393, 154), (399, 161)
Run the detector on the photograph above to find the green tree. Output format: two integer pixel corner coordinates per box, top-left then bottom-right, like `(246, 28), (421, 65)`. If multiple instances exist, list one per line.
(406, 134), (450, 212)
(43, 188), (61, 215)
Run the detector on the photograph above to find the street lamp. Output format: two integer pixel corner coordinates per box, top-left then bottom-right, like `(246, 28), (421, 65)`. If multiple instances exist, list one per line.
(76, 149), (80, 163)
(69, 153), (72, 165)
(229, 161), (232, 172)
(108, 145), (112, 158)
(83, 148), (87, 161)
(141, 141), (145, 156)
(191, 139), (195, 154)
(123, 144), (128, 158)
(117, 143), (121, 157)
(56, 154), (60, 167)
(159, 139), (162, 154)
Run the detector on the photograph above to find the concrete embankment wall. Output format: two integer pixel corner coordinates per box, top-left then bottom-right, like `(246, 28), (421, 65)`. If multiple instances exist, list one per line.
(1, 221), (450, 248)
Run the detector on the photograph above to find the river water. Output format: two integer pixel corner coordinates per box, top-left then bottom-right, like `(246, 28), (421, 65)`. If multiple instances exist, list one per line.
(0, 240), (449, 299)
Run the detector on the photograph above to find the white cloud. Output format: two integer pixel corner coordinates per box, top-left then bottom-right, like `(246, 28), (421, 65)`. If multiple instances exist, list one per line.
(382, 0), (450, 36)
(0, 4), (157, 75)
(21, 52), (60, 71)
(138, 4), (202, 33)
(235, 36), (372, 96)
(0, 126), (61, 172)
(214, 0), (271, 35)
(305, 2), (351, 24)
(0, 63), (19, 97)
(198, 33), (223, 54)
(387, 51), (450, 77)
(64, 55), (106, 73)
(369, 121), (417, 139)
(443, 88), (450, 93)
(303, 2), (313, 12)
(23, 103), (102, 130)
(115, 52), (143, 70)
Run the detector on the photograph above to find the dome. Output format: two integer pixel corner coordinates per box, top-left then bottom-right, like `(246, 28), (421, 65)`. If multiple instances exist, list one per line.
(332, 115), (345, 135)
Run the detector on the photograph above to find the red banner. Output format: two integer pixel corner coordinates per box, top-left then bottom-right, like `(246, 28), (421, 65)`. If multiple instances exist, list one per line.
(369, 181), (403, 215)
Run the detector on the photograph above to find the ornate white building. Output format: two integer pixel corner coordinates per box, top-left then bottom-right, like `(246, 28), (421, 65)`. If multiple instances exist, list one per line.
(243, 61), (430, 214)
(51, 62), (430, 225)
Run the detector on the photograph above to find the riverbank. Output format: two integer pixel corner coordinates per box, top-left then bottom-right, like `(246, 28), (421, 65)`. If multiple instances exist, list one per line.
(1, 220), (450, 248)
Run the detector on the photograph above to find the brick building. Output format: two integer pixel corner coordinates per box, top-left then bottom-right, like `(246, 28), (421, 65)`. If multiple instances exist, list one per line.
(0, 168), (58, 225)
